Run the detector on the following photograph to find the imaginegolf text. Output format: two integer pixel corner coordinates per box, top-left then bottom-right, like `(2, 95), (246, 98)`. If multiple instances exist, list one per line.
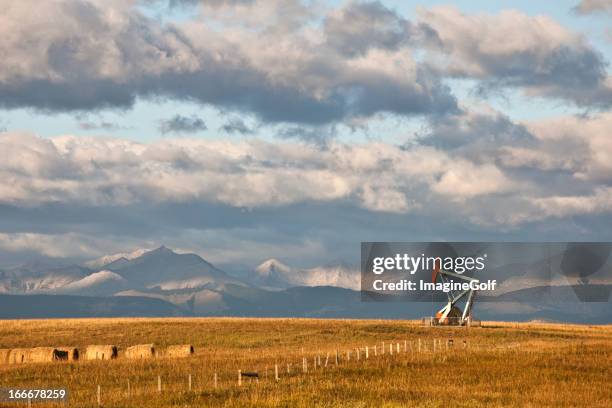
(372, 279), (498, 293)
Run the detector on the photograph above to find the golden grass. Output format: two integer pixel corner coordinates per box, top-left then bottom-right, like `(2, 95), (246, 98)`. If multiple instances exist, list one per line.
(0, 318), (610, 407)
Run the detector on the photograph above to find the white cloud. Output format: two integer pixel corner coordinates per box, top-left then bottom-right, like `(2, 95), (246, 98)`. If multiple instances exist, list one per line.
(573, 0), (612, 15)
(0, 232), (128, 258)
(432, 162), (520, 200)
(417, 5), (612, 108)
(0, 131), (522, 215)
(2, 0), (608, 120)
(0, 0), (456, 121)
(500, 112), (612, 182)
(532, 187), (612, 218)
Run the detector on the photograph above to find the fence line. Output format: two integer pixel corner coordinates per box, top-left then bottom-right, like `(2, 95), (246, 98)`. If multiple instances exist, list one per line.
(90, 336), (476, 405)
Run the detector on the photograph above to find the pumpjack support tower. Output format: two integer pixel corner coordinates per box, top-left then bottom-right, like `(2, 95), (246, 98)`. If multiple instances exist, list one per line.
(428, 263), (480, 326)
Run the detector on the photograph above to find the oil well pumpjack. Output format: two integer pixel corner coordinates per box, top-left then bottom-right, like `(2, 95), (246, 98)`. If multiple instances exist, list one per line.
(431, 263), (478, 326)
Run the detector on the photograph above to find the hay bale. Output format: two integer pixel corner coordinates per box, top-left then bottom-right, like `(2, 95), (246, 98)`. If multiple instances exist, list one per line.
(7, 348), (67, 364)
(165, 344), (194, 358)
(7, 348), (28, 364)
(124, 344), (156, 359)
(84, 345), (118, 360)
(56, 347), (79, 361)
(0, 348), (10, 365)
(29, 347), (68, 363)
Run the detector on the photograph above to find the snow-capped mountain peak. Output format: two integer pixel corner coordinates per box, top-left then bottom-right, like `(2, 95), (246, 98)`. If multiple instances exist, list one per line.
(255, 259), (292, 277)
(84, 248), (152, 269)
(251, 259), (359, 290)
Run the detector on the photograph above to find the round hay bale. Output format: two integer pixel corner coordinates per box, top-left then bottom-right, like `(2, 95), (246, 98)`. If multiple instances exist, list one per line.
(124, 344), (156, 359)
(165, 344), (194, 358)
(8, 348), (29, 364)
(85, 345), (118, 360)
(0, 349), (10, 365)
(7, 348), (67, 364)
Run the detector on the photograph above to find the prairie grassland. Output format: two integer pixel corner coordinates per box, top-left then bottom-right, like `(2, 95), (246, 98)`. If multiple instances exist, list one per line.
(0, 318), (611, 407)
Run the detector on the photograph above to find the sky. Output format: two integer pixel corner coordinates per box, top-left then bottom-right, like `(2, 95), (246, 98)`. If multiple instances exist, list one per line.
(0, 0), (611, 270)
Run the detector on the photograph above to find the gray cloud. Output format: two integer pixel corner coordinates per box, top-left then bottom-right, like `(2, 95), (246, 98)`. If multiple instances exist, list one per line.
(418, 6), (612, 109)
(0, 0), (457, 124)
(323, 1), (413, 57)
(418, 109), (533, 150)
(573, 0), (612, 14)
(276, 124), (337, 144)
(2, 0), (608, 122)
(78, 121), (125, 131)
(159, 114), (208, 134)
(1, 109), (611, 225)
(1, 108), (612, 265)
(220, 118), (254, 135)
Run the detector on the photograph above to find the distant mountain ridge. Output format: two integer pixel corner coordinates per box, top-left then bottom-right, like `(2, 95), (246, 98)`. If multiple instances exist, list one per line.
(0, 246), (609, 322)
(101, 246), (243, 290)
(251, 258), (360, 290)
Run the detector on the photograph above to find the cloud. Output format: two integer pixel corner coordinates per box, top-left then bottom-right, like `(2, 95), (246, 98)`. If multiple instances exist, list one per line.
(0, 232), (122, 259)
(275, 124), (337, 144)
(159, 114), (208, 134)
(2, 0), (608, 122)
(0, 0), (457, 124)
(431, 162), (520, 200)
(78, 121), (125, 131)
(417, 107), (535, 162)
(2, 109), (612, 229)
(2, 112), (612, 265)
(0, 131), (520, 212)
(418, 6), (612, 109)
(220, 118), (254, 135)
(323, 1), (414, 57)
(502, 112), (612, 182)
(532, 187), (612, 219)
(573, 0), (612, 14)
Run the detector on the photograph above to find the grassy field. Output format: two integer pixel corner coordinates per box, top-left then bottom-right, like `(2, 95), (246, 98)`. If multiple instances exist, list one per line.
(0, 318), (611, 407)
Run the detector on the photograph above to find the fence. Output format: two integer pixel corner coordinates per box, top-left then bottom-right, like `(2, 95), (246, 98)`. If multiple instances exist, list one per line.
(90, 336), (479, 407)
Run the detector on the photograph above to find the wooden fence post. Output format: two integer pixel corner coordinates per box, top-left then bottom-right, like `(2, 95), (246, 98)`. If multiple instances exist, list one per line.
(214, 373), (218, 389)
(287, 363), (291, 374)
(325, 353), (329, 367)
(347, 350), (350, 361)
(382, 341), (385, 355)
(158, 375), (161, 393)
(374, 344), (377, 356)
(275, 364), (279, 381)
(188, 374), (192, 391)
(97, 385), (101, 407)
(238, 370), (242, 386)
(366, 346), (369, 359)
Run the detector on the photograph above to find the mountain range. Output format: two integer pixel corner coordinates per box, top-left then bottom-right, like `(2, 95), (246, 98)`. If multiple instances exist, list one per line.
(0, 246), (610, 322)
